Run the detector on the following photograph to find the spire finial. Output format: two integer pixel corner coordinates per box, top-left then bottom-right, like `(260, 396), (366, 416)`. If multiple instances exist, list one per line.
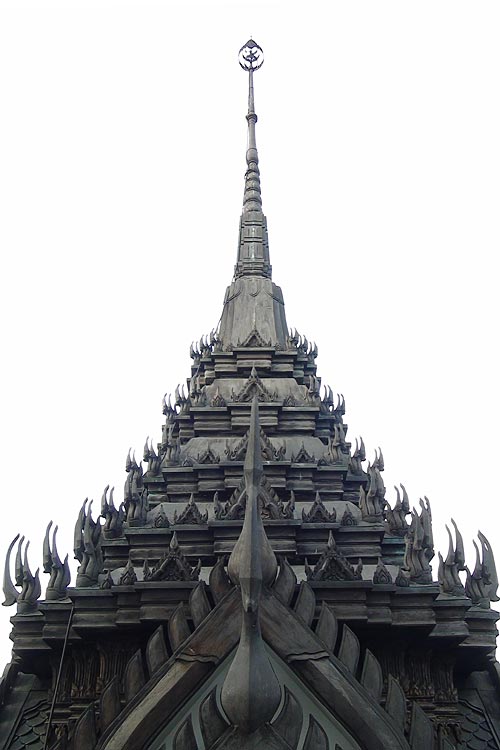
(231, 40), (272, 280)
(239, 39), (264, 213)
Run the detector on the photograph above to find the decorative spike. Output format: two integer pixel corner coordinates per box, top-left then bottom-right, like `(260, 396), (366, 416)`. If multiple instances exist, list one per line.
(400, 483), (410, 513)
(315, 602), (338, 652)
(146, 626), (168, 676)
(124, 650), (146, 704)
(189, 581), (212, 628)
(14, 536), (25, 586)
(385, 676), (406, 729)
(272, 556), (296, 606)
(99, 677), (121, 734)
(338, 624), (360, 674)
(360, 649), (383, 703)
(168, 603), (191, 651)
(2, 534), (20, 607)
(71, 706), (97, 750)
(100, 485), (109, 516)
(451, 518), (465, 570)
(294, 581), (316, 627)
(209, 557), (232, 602)
(444, 525), (455, 566)
(42, 521), (53, 574)
(478, 531), (499, 602)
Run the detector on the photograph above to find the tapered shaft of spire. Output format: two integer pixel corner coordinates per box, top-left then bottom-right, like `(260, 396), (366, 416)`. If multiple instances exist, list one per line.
(243, 67), (262, 212)
(234, 40), (271, 279)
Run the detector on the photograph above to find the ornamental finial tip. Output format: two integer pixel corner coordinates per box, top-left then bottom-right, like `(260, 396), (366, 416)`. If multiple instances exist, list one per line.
(238, 39), (264, 71)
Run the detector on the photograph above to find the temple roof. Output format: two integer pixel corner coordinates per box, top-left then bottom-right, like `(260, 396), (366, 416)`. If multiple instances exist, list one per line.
(1, 38), (500, 750)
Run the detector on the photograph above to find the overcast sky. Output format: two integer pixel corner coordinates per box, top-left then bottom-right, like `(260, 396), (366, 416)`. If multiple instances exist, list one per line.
(0, 0), (499, 669)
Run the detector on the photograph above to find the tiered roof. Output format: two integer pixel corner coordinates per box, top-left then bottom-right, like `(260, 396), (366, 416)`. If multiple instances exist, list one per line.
(1, 39), (500, 750)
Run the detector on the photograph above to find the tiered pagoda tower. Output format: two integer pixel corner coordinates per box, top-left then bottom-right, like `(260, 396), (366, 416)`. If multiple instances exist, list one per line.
(1, 40), (500, 750)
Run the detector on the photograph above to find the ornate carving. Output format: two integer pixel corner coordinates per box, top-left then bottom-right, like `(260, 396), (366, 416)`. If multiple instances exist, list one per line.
(290, 442), (316, 464)
(2, 534), (21, 607)
(195, 446), (220, 464)
(173, 494), (208, 525)
(4, 535), (41, 613)
(348, 437), (366, 475)
(175, 383), (191, 416)
(225, 426), (284, 462)
(101, 485), (124, 539)
(71, 646), (99, 699)
(341, 506), (356, 526)
(403, 499), (434, 584)
(237, 328), (271, 348)
(144, 533), (200, 582)
(305, 374), (321, 404)
(231, 365), (278, 403)
(305, 531), (360, 582)
(322, 423), (347, 464)
(162, 392), (177, 421)
(96, 641), (138, 695)
(373, 558), (393, 585)
(282, 491), (295, 519)
(143, 437), (162, 476)
(385, 484), (410, 537)
(163, 425), (181, 466)
(43, 522), (71, 600)
(406, 650), (434, 699)
(320, 384), (334, 414)
(74, 500), (103, 587)
(432, 655), (457, 703)
(359, 453), (385, 522)
(190, 374), (207, 407)
(123, 451), (148, 524)
(100, 572), (113, 589)
(218, 474), (287, 520)
(478, 530), (499, 602)
(465, 535), (495, 608)
(395, 567), (410, 587)
(438, 520), (466, 596)
(10, 537), (41, 614)
(118, 559), (137, 586)
(211, 387), (226, 407)
(153, 504), (170, 528)
(302, 492), (336, 523)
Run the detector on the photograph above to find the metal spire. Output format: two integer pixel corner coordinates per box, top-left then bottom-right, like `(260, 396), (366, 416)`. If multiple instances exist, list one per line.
(234, 40), (271, 279)
(239, 39), (264, 213)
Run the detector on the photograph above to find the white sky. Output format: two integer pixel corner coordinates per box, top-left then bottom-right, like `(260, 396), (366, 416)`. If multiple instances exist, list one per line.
(0, 0), (499, 669)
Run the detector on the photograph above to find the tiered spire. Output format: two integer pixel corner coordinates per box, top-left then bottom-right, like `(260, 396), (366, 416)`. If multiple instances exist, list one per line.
(218, 40), (287, 349)
(234, 39), (271, 280)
